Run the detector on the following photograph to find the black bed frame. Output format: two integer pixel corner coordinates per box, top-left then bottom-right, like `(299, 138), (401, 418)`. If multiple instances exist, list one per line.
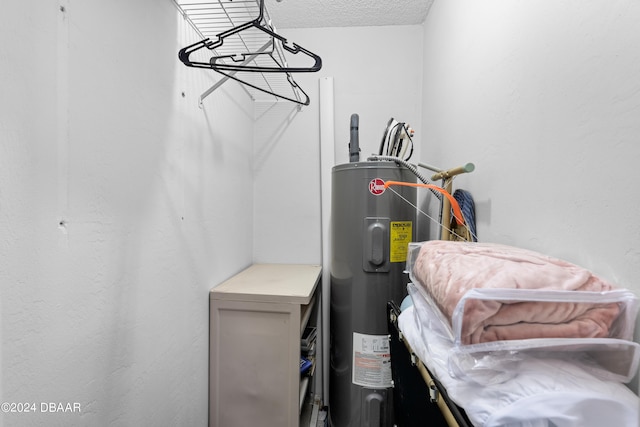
(387, 301), (473, 427)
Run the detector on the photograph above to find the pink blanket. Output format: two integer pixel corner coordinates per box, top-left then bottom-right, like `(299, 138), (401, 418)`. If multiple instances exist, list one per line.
(412, 241), (621, 345)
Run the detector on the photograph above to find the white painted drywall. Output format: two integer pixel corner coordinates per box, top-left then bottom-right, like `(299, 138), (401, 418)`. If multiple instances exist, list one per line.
(1, 1), (254, 426)
(420, 0), (640, 391)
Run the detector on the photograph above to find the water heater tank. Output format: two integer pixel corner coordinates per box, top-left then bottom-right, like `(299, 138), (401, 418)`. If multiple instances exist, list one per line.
(330, 161), (416, 427)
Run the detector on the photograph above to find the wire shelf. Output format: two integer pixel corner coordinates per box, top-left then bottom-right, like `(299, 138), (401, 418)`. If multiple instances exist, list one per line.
(175, 0), (313, 105)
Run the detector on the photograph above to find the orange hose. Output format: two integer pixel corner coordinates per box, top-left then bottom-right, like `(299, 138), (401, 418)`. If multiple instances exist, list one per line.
(383, 180), (465, 226)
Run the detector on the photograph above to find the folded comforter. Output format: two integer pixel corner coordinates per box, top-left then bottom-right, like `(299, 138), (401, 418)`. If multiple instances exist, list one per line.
(411, 241), (624, 345)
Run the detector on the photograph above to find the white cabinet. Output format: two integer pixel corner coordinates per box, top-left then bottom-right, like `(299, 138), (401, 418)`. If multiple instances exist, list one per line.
(209, 264), (322, 427)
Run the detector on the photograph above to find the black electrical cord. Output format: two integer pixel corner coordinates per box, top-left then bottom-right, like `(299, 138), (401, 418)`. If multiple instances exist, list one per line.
(379, 118), (414, 161)
(378, 118), (396, 155)
(402, 123), (414, 161)
(390, 122), (404, 156)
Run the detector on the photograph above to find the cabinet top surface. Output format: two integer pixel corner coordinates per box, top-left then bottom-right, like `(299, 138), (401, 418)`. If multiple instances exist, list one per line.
(210, 264), (322, 304)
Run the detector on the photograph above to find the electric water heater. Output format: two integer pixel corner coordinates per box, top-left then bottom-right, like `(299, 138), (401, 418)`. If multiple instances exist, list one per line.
(329, 161), (416, 427)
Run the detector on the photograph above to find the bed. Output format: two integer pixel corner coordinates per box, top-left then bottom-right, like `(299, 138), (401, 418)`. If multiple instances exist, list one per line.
(388, 240), (640, 427)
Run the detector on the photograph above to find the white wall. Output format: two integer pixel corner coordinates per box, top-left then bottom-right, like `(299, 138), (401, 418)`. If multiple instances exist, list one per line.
(1, 1), (255, 426)
(421, 0), (640, 390)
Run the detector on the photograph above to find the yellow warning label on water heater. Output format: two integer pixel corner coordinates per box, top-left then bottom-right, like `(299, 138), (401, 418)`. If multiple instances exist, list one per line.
(390, 221), (412, 263)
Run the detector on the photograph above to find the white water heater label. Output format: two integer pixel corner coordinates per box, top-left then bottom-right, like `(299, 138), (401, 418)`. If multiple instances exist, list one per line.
(352, 332), (392, 388)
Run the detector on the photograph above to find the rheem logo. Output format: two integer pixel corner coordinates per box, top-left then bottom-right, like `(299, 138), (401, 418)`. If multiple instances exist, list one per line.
(369, 178), (385, 195)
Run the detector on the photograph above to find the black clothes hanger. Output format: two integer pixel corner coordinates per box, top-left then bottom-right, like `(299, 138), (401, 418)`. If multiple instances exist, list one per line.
(213, 66), (312, 106)
(178, 0), (322, 73)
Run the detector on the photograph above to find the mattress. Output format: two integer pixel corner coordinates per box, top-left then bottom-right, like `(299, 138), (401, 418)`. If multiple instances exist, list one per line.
(398, 287), (640, 427)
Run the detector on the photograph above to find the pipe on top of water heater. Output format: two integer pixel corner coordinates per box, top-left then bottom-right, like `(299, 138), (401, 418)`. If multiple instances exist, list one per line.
(349, 113), (360, 162)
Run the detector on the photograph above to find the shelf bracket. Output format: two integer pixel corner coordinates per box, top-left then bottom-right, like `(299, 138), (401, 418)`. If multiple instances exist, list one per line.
(198, 41), (273, 108)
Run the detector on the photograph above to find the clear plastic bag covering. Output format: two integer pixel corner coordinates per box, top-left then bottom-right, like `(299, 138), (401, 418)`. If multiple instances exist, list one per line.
(406, 283), (453, 368)
(398, 290), (640, 427)
(406, 241), (640, 345)
(448, 337), (640, 384)
(452, 287), (638, 345)
(407, 283), (640, 383)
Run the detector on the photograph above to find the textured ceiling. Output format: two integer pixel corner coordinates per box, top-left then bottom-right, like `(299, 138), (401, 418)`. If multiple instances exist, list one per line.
(264, 0), (435, 29)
